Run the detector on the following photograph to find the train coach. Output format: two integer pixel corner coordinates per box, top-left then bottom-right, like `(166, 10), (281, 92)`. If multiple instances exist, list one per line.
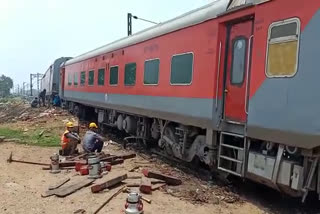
(60, 0), (320, 202)
(41, 57), (72, 100)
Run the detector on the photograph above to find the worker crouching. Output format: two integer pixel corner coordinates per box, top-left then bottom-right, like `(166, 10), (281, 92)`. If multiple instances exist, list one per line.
(60, 122), (81, 156)
(82, 122), (104, 153)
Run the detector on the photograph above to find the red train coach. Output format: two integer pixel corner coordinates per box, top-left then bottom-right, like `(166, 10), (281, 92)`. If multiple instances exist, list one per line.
(60, 0), (320, 201)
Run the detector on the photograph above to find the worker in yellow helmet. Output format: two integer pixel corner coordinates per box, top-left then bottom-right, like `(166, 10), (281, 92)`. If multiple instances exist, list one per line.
(82, 122), (104, 153)
(60, 121), (81, 156)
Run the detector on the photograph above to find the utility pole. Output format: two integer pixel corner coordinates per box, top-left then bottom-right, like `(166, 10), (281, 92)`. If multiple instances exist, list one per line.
(30, 74), (33, 96)
(127, 13), (158, 36)
(128, 13), (132, 36)
(29, 73), (43, 96)
(37, 73), (42, 94)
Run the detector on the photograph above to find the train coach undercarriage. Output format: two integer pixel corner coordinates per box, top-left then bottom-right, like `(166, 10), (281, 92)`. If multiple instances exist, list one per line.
(67, 101), (320, 202)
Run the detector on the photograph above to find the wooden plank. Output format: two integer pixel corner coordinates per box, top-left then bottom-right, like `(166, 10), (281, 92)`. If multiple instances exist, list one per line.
(42, 179), (94, 198)
(91, 174), (128, 193)
(42, 166), (75, 171)
(150, 178), (166, 184)
(142, 169), (182, 185)
(110, 159), (124, 165)
(120, 153), (136, 160)
(128, 166), (140, 172)
(93, 186), (126, 214)
(100, 155), (117, 162)
(59, 161), (84, 167)
(125, 177), (165, 184)
(48, 178), (70, 190)
(140, 177), (152, 194)
(151, 183), (166, 191)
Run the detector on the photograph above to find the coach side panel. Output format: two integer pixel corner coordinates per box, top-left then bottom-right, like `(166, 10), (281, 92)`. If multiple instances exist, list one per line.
(247, 1), (320, 149)
(64, 19), (222, 129)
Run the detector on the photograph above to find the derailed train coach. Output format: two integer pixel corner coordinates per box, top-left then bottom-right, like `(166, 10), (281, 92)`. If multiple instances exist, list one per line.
(41, 57), (72, 99)
(60, 0), (320, 202)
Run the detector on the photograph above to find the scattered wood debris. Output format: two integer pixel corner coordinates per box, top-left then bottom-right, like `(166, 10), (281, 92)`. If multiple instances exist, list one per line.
(140, 177), (152, 194)
(74, 209), (86, 214)
(91, 174), (128, 193)
(48, 178), (70, 190)
(42, 179), (94, 198)
(142, 169), (182, 186)
(152, 183), (166, 191)
(93, 186), (127, 214)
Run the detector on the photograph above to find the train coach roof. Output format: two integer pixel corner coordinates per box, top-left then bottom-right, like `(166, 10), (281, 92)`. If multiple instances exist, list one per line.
(65, 0), (229, 66)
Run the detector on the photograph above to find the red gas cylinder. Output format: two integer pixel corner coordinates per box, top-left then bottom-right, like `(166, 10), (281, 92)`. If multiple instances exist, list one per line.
(75, 161), (87, 172)
(80, 165), (89, 175)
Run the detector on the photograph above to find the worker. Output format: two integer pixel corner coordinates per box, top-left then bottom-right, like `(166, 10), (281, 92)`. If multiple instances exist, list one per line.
(82, 122), (104, 153)
(38, 89), (46, 107)
(60, 121), (81, 156)
(53, 94), (61, 107)
(31, 97), (38, 108)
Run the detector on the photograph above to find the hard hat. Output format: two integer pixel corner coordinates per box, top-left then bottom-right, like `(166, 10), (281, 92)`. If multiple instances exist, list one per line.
(89, 122), (98, 129)
(66, 121), (74, 128)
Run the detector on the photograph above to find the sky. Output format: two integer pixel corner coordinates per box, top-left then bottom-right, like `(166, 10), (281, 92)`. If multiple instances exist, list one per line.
(0, 0), (214, 90)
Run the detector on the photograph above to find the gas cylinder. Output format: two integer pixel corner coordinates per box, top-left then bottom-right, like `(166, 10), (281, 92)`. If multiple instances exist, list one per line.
(88, 155), (102, 179)
(125, 192), (144, 214)
(50, 153), (60, 174)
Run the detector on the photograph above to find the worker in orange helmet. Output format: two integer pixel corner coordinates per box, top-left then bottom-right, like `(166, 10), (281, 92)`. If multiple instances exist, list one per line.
(82, 122), (104, 153)
(60, 121), (81, 156)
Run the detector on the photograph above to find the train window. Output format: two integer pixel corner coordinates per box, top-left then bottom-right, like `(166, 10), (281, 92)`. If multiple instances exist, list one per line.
(170, 53), (193, 85)
(98, 68), (105, 86)
(88, 70), (94, 86)
(68, 73), (72, 86)
(80, 71), (86, 85)
(125, 63), (136, 86)
(74, 72), (78, 86)
(266, 18), (300, 77)
(231, 37), (247, 85)
(109, 66), (118, 85)
(144, 59), (159, 85)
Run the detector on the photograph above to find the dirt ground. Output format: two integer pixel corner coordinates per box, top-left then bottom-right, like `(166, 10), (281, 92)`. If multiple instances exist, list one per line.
(1, 99), (318, 214)
(0, 142), (264, 214)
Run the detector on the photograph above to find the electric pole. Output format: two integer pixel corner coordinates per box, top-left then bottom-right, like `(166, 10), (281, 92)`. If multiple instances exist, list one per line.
(127, 13), (158, 36)
(30, 73), (43, 96)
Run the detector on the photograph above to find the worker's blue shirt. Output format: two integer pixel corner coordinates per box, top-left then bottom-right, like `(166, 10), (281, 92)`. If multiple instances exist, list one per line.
(53, 96), (61, 106)
(82, 130), (103, 152)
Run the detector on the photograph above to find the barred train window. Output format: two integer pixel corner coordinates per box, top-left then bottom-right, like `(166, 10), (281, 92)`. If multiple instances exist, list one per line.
(98, 69), (105, 86)
(80, 71), (85, 85)
(68, 73), (72, 86)
(109, 66), (118, 85)
(74, 72), (78, 86)
(88, 70), (94, 86)
(144, 59), (160, 85)
(266, 18), (300, 77)
(171, 53), (193, 84)
(125, 63), (136, 86)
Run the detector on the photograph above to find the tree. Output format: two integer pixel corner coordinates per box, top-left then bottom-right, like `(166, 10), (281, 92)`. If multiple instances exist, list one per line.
(0, 75), (13, 97)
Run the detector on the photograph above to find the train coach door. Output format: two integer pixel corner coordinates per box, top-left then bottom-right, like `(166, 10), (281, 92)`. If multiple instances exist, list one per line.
(223, 20), (253, 123)
(60, 68), (65, 98)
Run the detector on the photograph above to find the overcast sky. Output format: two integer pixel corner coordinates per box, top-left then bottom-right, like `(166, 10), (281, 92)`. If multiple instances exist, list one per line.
(0, 0), (213, 89)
